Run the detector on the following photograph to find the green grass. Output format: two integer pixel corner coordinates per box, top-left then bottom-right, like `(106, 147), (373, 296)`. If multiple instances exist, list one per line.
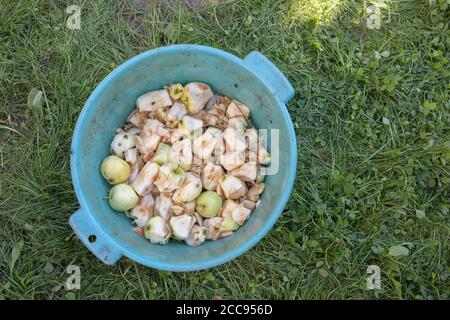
(0, 0), (449, 299)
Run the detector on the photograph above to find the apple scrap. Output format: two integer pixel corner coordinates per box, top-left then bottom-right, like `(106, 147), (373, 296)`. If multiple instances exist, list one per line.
(100, 82), (270, 246)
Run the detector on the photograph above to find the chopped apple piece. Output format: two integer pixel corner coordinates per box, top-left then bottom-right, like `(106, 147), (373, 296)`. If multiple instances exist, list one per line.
(155, 107), (169, 123)
(127, 109), (148, 128)
(226, 100), (250, 119)
(154, 193), (173, 221)
(131, 162), (159, 196)
(167, 83), (184, 100)
(144, 216), (171, 244)
(111, 132), (135, 158)
(179, 115), (204, 134)
(222, 127), (246, 152)
(192, 129), (218, 161)
(129, 194), (155, 227)
(229, 163), (257, 182)
(219, 150), (245, 171)
(227, 117), (247, 135)
(195, 110), (218, 127)
(124, 147), (138, 164)
(201, 162), (224, 191)
(207, 96), (231, 117)
(170, 214), (195, 240)
(248, 183), (265, 202)
(258, 145), (271, 165)
(151, 143), (170, 165)
(172, 172), (202, 203)
(169, 139), (193, 170)
(240, 199), (256, 211)
(218, 175), (247, 200)
(137, 89), (173, 112)
(154, 163), (186, 193)
(185, 225), (207, 247)
(231, 205), (251, 225)
(180, 82), (213, 114)
(203, 217), (223, 240)
(166, 102), (187, 128)
(219, 199), (239, 218)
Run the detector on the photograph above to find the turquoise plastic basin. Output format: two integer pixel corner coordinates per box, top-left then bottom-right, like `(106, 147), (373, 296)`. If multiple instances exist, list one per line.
(69, 44), (296, 271)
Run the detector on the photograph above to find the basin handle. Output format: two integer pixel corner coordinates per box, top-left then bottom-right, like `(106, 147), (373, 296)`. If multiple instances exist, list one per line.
(69, 208), (122, 265)
(243, 51), (295, 104)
